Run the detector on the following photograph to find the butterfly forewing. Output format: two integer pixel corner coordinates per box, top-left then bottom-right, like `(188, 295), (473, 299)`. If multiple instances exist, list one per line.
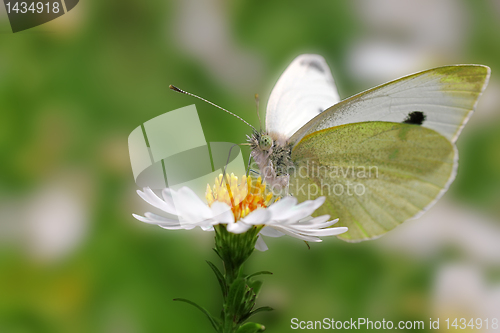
(289, 122), (456, 242)
(266, 54), (340, 138)
(290, 65), (490, 145)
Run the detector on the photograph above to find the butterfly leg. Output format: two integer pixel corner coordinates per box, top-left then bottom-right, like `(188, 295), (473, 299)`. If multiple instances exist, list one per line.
(220, 144), (241, 186)
(246, 152), (255, 177)
(249, 169), (260, 176)
(246, 152), (263, 178)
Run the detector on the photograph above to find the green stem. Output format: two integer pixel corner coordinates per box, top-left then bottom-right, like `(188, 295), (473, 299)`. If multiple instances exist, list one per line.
(174, 225), (270, 333)
(214, 225), (269, 333)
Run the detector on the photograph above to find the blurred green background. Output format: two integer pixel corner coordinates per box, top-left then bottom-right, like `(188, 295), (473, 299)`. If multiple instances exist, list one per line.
(1, 0), (500, 332)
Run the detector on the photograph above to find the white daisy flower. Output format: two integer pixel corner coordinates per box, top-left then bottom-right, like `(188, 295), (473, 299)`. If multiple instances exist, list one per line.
(133, 174), (347, 251)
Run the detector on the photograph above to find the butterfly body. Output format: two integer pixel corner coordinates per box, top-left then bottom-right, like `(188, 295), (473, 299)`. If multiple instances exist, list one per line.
(248, 130), (292, 193)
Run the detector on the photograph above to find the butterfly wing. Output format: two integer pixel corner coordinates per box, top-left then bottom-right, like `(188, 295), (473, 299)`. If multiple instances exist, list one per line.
(265, 54), (340, 138)
(289, 122), (456, 242)
(290, 65), (490, 145)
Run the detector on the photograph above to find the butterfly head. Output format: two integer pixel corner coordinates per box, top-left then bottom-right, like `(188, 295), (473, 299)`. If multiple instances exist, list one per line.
(259, 134), (273, 151)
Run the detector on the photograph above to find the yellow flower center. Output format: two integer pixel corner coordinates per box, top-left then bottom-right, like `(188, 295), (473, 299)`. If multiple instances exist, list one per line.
(206, 173), (274, 221)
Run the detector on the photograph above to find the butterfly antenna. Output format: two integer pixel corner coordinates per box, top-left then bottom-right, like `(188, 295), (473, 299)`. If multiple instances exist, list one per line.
(255, 93), (262, 131)
(169, 85), (257, 132)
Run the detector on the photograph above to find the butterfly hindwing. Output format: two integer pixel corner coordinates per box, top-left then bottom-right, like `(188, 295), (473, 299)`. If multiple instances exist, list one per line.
(289, 122), (456, 242)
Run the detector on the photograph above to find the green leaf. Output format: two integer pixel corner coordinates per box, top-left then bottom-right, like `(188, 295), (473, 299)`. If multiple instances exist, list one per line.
(240, 293), (256, 320)
(249, 306), (273, 316)
(227, 278), (247, 315)
(248, 280), (263, 296)
(206, 260), (227, 297)
(213, 247), (223, 260)
(236, 322), (266, 333)
(173, 298), (220, 332)
(240, 306), (273, 323)
(246, 271), (273, 279)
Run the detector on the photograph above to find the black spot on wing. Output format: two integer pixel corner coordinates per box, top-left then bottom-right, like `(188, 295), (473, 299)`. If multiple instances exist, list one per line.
(402, 111), (426, 125)
(300, 59), (325, 73)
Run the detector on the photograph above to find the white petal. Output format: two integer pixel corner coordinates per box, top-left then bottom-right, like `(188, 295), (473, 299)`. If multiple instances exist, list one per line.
(311, 196), (326, 210)
(161, 188), (178, 213)
(210, 201), (234, 223)
(303, 219), (340, 230)
(175, 187), (212, 223)
(302, 215), (331, 225)
(201, 225), (215, 231)
(279, 200), (322, 223)
(259, 226), (285, 238)
(134, 213), (196, 230)
(272, 225), (322, 242)
(159, 224), (196, 230)
(255, 235), (268, 251)
(227, 221), (251, 234)
(144, 212), (180, 224)
(241, 208), (271, 225)
(289, 226), (348, 237)
(177, 187), (212, 216)
(268, 197), (325, 225)
(137, 187), (177, 215)
(196, 218), (219, 229)
(292, 219), (341, 231)
(324, 227), (348, 236)
(132, 213), (157, 224)
(266, 196), (298, 220)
